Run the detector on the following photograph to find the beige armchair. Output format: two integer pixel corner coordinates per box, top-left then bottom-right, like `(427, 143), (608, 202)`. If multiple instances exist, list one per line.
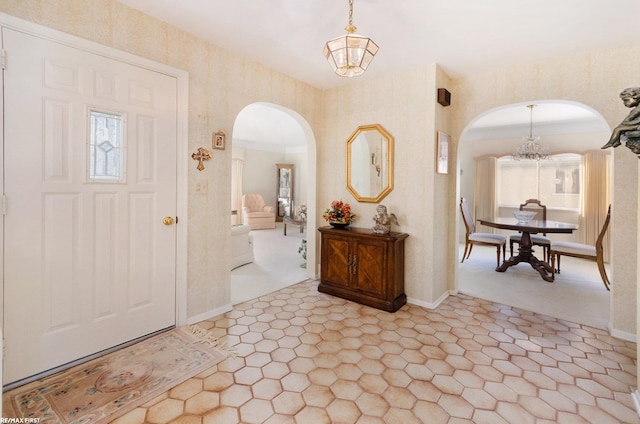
(242, 194), (276, 230)
(231, 224), (254, 269)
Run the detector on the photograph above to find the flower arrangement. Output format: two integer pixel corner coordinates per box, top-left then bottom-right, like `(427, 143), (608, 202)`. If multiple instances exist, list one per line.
(322, 200), (357, 224)
(295, 203), (307, 221)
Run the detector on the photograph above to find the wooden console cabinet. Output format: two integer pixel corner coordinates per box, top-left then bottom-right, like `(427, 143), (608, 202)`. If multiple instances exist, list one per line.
(318, 226), (409, 312)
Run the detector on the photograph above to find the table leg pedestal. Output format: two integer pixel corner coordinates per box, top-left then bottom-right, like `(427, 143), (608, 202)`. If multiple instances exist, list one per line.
(495, 232), (554, 282)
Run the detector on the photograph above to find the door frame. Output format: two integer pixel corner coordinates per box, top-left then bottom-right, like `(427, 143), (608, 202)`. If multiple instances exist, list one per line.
(0, 13), (189, 333)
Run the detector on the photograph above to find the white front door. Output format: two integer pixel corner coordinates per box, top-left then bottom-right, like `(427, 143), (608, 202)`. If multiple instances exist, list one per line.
(3, 27), (178, 385)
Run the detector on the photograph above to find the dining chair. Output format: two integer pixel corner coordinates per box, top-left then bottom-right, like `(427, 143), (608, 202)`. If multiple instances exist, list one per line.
(460, 197), (506, 267)
(550, 205), (611, 291)
(509, 199), (551, 262)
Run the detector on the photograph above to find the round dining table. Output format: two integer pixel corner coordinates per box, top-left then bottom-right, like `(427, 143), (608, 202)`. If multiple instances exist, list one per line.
(478, 217), (578, 282)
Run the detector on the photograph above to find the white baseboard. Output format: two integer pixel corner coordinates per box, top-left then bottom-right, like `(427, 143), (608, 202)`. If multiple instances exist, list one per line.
(187, 304), (233, 325)
(407, 290), (451, 310)
(632, 390), (640, 418)
(608, 323), (637, 343)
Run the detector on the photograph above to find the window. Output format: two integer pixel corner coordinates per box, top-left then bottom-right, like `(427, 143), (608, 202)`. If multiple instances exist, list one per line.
(497, 153), (581, 210)
(88, 109), (125, 182)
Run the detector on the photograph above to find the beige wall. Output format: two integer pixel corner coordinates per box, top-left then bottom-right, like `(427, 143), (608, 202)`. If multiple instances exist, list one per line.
(318, 65), (453, 306)
(242, 149), (288, 214)
(1, 1), (637, 337)
(435, 67), (454, 302)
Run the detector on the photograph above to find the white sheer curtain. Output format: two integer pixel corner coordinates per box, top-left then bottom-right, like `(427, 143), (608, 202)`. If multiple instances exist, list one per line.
(474, 156), (498, 233)
(231, 158), (244, 226)
(580, 151), (611, 260)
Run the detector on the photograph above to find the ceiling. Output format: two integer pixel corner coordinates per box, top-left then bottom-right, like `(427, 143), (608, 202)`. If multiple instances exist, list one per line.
(116, 0), (640, 90)
(115, 0), (628, 143)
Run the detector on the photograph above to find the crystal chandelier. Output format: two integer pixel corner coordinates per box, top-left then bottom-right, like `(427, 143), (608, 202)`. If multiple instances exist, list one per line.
(513, 104), (550, 161)
(323, 0), (379, 77)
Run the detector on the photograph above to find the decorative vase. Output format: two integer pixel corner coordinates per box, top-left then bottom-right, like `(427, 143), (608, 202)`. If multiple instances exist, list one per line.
(329, 221), (350, 229)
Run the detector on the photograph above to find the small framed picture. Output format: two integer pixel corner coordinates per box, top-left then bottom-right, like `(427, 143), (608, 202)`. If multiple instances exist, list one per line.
(213, 130), (226, 150)
(437, 131), (449, 174)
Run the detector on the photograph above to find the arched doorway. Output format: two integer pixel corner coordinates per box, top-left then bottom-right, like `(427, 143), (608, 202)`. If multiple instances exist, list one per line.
(230, 102), (317, 304)
(456, 100), (612, 328)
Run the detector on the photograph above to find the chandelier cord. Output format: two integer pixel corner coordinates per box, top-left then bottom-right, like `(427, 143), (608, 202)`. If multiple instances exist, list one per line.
(528, 104), (534, 139)
(346, 0), (356, 32)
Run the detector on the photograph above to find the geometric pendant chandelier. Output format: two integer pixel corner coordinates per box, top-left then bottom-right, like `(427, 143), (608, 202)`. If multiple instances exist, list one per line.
(323, 0), (378, 77)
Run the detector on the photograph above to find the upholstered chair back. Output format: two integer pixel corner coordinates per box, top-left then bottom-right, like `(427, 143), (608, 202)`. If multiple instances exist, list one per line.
(242, 194), (267, 212)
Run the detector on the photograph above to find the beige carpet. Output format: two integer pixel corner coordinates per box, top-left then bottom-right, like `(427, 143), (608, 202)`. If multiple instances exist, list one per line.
(231, 222), (308, 305)
(457, 243), (610, 329)
(4, 326), (229, 424)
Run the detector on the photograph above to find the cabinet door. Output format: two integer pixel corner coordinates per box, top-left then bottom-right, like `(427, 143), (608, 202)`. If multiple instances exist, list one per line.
(323, 236), (351, 288)
(354, 240), (386, 297)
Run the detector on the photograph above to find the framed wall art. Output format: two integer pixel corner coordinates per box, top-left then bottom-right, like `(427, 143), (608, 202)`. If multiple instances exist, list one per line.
(213, 129), (226, 150)
(437, 131), (449, 174)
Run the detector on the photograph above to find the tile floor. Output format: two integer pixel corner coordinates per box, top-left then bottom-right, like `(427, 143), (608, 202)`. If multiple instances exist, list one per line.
(114, 279), (639, 424)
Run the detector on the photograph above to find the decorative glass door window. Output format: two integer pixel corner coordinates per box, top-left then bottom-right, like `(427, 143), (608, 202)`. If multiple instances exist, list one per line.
(88, 109), (125, 182)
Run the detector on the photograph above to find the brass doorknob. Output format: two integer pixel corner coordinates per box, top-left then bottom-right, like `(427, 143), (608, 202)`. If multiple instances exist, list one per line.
(163, 216), (175, 226)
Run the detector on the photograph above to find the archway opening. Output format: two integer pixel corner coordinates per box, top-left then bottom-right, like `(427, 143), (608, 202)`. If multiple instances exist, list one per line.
(230, 102), (317, 304)
(456, 99), (612, 329)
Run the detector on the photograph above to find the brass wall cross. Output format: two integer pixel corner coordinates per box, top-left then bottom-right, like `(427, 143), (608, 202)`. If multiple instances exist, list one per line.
(191, 147), (212, 171)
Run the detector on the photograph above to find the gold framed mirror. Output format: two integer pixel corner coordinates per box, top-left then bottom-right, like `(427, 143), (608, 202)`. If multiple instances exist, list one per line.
(346, 124), (394, 203)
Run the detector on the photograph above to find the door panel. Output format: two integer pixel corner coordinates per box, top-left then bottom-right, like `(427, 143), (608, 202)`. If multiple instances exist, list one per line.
(3, 28), (178, 385)
(355, 242), (386, 297)
(324, 237), (351, 288)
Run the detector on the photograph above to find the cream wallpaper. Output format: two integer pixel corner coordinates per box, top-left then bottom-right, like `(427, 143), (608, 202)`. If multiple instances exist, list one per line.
(318, 65), (449, 306)
(1, 1), (638, 341)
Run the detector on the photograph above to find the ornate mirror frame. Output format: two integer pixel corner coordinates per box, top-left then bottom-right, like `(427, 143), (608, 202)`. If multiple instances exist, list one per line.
(346, 124), (394, 203)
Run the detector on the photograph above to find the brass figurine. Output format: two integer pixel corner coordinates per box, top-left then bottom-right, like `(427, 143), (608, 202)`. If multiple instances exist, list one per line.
(602, 87), (640, 156)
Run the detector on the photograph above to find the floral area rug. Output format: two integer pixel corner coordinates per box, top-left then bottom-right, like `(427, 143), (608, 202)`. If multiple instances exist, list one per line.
(4, 326), (231, 424)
